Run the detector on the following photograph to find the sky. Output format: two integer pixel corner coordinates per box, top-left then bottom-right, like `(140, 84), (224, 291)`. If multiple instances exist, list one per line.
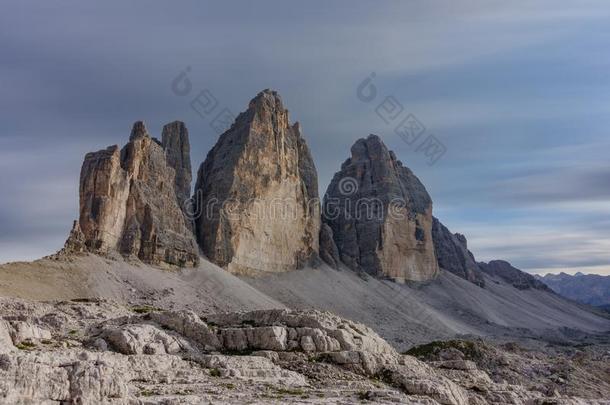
(1, 1), (610, 275)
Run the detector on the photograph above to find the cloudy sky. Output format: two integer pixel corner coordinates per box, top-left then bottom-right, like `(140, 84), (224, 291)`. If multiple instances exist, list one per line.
(2, 1), (610, 275)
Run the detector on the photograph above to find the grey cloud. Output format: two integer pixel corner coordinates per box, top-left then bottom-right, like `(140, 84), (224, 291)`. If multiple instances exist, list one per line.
(1, 1), (610, 274)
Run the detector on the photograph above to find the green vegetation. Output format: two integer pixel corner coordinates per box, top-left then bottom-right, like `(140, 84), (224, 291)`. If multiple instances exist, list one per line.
(357, 390), (371, 401)
(15, 341), (36, 351)
(404, 339), (482, 360)
(209, 368), (222, 377)
(275, 387), (305, 396)
(71, 298), (94, 303)
(139, 389), (155, 397)
(131, 305), (161, 314)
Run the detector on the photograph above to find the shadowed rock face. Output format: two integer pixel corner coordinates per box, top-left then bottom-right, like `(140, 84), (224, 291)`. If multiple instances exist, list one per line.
(69, 121), (199, 267)
(194, 89), (320, 274)
(319, 223), (340, 268)
(161, 121), (192, 206)
(432, 217), (485, 287)
(322, 135), (438, 282)
(479, 260), (551, 291)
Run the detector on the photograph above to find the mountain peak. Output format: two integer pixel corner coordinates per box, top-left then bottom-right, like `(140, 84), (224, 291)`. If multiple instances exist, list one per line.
(323, 135), (438, 282)
(248, 88), (284, 111)
(129, 120), (149, 141)
(194, 90), (321, 274)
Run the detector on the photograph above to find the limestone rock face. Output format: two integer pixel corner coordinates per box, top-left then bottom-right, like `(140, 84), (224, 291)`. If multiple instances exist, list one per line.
(432, 217), (485, 287)
(319, 223), (340, 268)
(70, 121), (199, 267)
(162, 121), (192, 205)
(322, 135), (439, 282)
(0, 298), (605, 404)
(194, 89), (320, 274)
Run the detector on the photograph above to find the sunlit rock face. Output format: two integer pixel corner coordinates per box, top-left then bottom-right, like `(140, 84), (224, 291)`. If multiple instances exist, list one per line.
(194, 89), (320, 274)
(69, 121), (199, 267)
(322, 135), (438, 282)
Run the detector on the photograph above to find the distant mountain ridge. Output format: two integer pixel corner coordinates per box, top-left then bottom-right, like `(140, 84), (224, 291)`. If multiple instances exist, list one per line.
(536, 272), (610, 307)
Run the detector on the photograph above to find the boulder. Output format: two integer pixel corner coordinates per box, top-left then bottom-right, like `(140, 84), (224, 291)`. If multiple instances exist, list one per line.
(101, 323), (187, 355)
(218, 326), (287, 352)
(8, 321), (51, 344)
(149, 310), (220, 350)
(322, 134), (439, 282)
(384, 356), (470, 405)
(206, 308), (396, 357)
(194, 89), (320, 274)
(0, 322), (14, 353)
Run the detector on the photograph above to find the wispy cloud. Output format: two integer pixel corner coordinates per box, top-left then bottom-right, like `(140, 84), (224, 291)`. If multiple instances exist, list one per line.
(1, 1), (610, 275)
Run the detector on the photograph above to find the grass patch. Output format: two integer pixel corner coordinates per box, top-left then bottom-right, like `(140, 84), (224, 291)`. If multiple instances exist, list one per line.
(68, 329), (78, 335)
(275, 387), (305, 396)
(41, 339), (53, 345)
(15, 341), (37, 351)
(71, 298), (95, 303)
(404, 339), (482, 360)
(224, 383), (236, 389)
(131, 305), (161, 314)
(209, 368), (222, 377)
(357, 390), (372, 401)
(139, 389), (155, 397)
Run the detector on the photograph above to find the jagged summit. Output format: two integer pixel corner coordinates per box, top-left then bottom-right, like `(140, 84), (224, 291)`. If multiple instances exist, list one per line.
(194, 89), (321, 274)
(129, 120), (148, 140)
(249, 88), (282, 107)
(322, 134), (439, 282)
(64, 120), (198, 267)
(479, 260), (551, 291)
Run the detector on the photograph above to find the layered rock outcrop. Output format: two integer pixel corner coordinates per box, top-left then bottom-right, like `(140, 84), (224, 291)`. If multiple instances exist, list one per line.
(322, 135), (438, 282)
(194, 89), (320, 274)
(67, 121), (199, 267)
(432, 217), (485, 287)
(3, 298), (600, 404)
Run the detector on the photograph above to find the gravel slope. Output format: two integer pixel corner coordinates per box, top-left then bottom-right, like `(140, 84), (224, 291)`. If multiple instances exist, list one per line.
(245, 266), (610, 350)
(0, 254), (608, 352)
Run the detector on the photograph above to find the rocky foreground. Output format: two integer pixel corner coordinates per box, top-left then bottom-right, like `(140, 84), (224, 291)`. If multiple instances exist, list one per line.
(1, 297), (608, 404)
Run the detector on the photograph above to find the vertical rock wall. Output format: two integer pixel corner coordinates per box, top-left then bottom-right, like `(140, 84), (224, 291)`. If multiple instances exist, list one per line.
(322, 135), (438, 282)
(70, 121), (199, 267)
(194, 90), (320, 274)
